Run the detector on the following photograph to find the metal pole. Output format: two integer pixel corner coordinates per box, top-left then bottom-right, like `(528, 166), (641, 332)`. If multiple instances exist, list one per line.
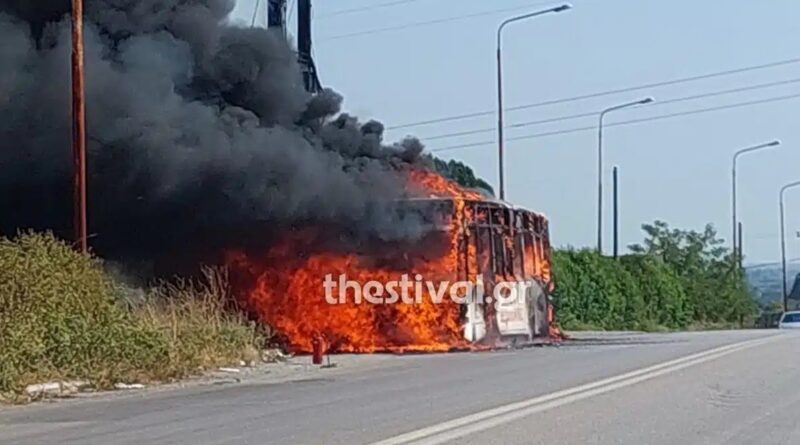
(738, 221), (743, 270)
(495, 4), (571, 201)
(613, 166), (619, 259)
(596, 97), (653, 254)
(496, 44), (505, 200)
(780, 181), (800, 312)
(72, 0), (88, 254)
(781, 190), (788, 312)
(732, 140), (780, 265)
(597, 113), (604, 253)
(731, 158), (737, 259)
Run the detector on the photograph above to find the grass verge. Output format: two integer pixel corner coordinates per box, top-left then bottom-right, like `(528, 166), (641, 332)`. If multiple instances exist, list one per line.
(0, 232), (267, 402)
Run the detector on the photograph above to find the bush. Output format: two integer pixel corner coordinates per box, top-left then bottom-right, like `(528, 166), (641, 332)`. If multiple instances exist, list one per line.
(0, 233), (268, 399)
(553, 250), (700, 331)
(620, 255), (690, 329)
(552, 249), (644, 331)
(552, 222), (757, 332)
(0, 232), (167, 394)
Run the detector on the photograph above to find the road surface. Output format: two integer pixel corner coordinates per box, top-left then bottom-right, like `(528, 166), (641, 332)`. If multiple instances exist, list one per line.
(2, 330), (798, 444)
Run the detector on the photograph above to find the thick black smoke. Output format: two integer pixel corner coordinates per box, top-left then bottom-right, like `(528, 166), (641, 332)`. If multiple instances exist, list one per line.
(0, 0), (428, 262)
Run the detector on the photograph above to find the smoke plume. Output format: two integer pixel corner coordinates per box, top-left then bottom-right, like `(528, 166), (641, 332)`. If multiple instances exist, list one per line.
(0, 0), (429, 261)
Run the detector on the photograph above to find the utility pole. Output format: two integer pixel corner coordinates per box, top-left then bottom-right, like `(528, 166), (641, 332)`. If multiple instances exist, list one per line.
(297, 0), (321, 93)
(72, 0), (88, 253)
(613, 166), (619, 259)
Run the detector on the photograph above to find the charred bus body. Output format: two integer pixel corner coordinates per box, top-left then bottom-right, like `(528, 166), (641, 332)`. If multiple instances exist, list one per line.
(402, 197), (557, 344)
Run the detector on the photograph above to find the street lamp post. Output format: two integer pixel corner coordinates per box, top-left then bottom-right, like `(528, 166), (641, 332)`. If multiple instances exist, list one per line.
(596, 97), (653, 253)
(613, 166), (620, 259)
(496, 4), (571, 201)
(72, 0), (88, 253)
(780, 180), (800, 312)
(732, 140), (780, 264)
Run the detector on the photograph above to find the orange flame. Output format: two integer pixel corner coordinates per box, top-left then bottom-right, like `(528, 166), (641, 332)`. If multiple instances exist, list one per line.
(227, 169), (480, 353)
(405, 169), (485, 201)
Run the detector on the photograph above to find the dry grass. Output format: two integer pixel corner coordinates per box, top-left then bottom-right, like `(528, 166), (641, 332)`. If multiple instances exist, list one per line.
(135, 267), (267, 376)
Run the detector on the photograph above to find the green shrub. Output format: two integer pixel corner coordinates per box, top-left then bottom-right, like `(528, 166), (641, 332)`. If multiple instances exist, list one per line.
(620, 255), (690, 329)
(554, 249), (709, 331)
(552, 222), (757, 332)
(553, 249), (644, 331)
(0, 232), (167, 394)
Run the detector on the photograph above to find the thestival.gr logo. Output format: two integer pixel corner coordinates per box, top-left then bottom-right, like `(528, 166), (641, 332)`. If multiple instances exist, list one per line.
(322, 273), (537, 306)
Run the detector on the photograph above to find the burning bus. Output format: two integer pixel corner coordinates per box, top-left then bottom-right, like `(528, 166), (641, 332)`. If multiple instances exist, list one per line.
(227, 169), (556, 353)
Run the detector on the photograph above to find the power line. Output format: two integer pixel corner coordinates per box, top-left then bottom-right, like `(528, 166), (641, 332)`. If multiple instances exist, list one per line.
(388, 57), (800, 130)
(322, 2), (556, 41)
(432, 92), (800, 152)
(421, 77), (800, 141)
(319, 0), (427, 19)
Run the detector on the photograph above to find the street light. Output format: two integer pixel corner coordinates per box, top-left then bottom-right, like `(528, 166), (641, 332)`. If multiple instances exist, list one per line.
(779, 180), (800, 312)
(496, 3), (571, 201)
(72, 0), (88, 253)
(732, 140), (780, 263)
(596, 97), (653, 253)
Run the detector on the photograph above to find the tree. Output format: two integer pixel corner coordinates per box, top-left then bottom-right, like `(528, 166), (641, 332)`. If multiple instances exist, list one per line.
(427, 156), (495, 196)
(628, 221), (756, 324)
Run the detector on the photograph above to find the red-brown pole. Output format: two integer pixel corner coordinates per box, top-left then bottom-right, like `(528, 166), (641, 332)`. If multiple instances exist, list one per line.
(72, 0), (88, 253)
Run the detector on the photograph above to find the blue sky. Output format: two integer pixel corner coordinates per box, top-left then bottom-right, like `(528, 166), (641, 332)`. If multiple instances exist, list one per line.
(231, 0), (800, 265)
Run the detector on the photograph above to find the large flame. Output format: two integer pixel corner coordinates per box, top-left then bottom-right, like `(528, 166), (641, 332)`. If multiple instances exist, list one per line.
(405, 169), (485, 201)
(227, 169), (480, 353)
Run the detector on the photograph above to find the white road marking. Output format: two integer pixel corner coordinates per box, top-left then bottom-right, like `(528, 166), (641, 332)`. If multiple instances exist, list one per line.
(369, 334), (783, 445)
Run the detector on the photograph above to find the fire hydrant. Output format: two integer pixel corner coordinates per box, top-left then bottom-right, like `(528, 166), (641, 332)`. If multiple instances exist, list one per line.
(311, 336), (324, 365)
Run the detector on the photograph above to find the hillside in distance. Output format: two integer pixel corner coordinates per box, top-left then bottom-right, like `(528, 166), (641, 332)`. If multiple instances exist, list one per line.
(745, 260), (800, 306)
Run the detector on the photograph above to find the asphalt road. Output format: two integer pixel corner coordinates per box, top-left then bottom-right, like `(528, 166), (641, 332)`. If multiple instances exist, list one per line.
(1, 330), (797, 445)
